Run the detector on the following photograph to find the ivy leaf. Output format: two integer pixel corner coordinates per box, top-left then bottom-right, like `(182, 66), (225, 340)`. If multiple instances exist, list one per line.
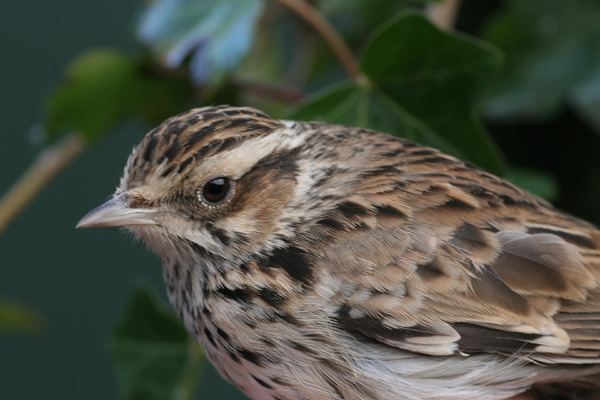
(483, 0), (600, 132)
(110, 283), (205, 400)
(361, 12), (504, 174)
(0, 299), (44, 335)
(292, 81), (461, 156)
(45, 49), (193, 143)
(137, 0), (264, 84)
(45, 50), (140, 142)
(294, 12), (504, 175)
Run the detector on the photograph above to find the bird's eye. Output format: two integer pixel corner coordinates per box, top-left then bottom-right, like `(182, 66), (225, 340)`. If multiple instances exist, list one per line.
(198, 177), (234, 206)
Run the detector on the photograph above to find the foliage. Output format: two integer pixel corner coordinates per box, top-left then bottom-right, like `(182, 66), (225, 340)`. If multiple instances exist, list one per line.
(293, 11), (504, 174)
(45, 50), (193, 142)
(138, 0), (265, 84)
(483, 0), (600, 131)
(110, 284), (205, 400)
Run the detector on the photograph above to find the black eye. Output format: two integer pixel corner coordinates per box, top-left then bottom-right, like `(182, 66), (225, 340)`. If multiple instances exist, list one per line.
(199, 177), (234, 206)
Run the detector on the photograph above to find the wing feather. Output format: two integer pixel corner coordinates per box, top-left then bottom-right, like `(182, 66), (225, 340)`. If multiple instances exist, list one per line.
(313, 139), (600, 363)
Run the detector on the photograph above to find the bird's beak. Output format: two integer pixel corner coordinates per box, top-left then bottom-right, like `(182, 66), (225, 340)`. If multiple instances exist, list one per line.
(76, 192), (159, 229)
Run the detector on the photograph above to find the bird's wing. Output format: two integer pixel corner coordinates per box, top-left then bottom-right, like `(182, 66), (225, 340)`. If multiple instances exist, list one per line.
(312, 142), (600, 362)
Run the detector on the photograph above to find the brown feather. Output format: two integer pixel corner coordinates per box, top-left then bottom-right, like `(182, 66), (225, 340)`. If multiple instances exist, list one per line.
(304, 123), (600, 365)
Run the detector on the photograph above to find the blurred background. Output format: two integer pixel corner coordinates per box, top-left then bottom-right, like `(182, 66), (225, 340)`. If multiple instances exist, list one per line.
(2, 0), (600, 399)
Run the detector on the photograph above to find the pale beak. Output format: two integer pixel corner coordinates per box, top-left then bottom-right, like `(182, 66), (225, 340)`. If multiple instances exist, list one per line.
(76, 192), (160, 228)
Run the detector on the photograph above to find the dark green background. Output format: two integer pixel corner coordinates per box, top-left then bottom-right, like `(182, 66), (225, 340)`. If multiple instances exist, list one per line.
(0, 1), (244, 399)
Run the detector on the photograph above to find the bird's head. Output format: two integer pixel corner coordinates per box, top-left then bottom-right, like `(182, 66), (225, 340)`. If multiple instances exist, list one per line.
(77, 106), (315, 264)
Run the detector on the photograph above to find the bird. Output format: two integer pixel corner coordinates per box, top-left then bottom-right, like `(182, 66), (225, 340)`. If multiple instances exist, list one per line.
(77, 105), (600, 400)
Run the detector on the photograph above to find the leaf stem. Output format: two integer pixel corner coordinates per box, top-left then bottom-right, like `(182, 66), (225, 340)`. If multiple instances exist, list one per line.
(0, 134), (87, 235)
(273, 0), (363, 82)
(427, 0), (464, 30)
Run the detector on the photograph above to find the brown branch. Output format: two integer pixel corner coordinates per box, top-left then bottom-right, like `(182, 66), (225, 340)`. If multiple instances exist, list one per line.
(0, 134), (87, 235)
(427, 0), (464, 30)
(273, 0), (363, 82)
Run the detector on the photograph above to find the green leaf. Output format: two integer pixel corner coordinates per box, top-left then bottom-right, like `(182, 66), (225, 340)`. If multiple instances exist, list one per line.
(294, 12), (504, 175)
(45, 49), (193, 142)
(292, 81), (461, 156)
(45, 50), (140, 142)
(137, 0), (265, 83)
(361, 12), (504, 175)
(110, 283), (205, 400)
(0, 299), (44, 335)
(483, 0), (600, 131)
